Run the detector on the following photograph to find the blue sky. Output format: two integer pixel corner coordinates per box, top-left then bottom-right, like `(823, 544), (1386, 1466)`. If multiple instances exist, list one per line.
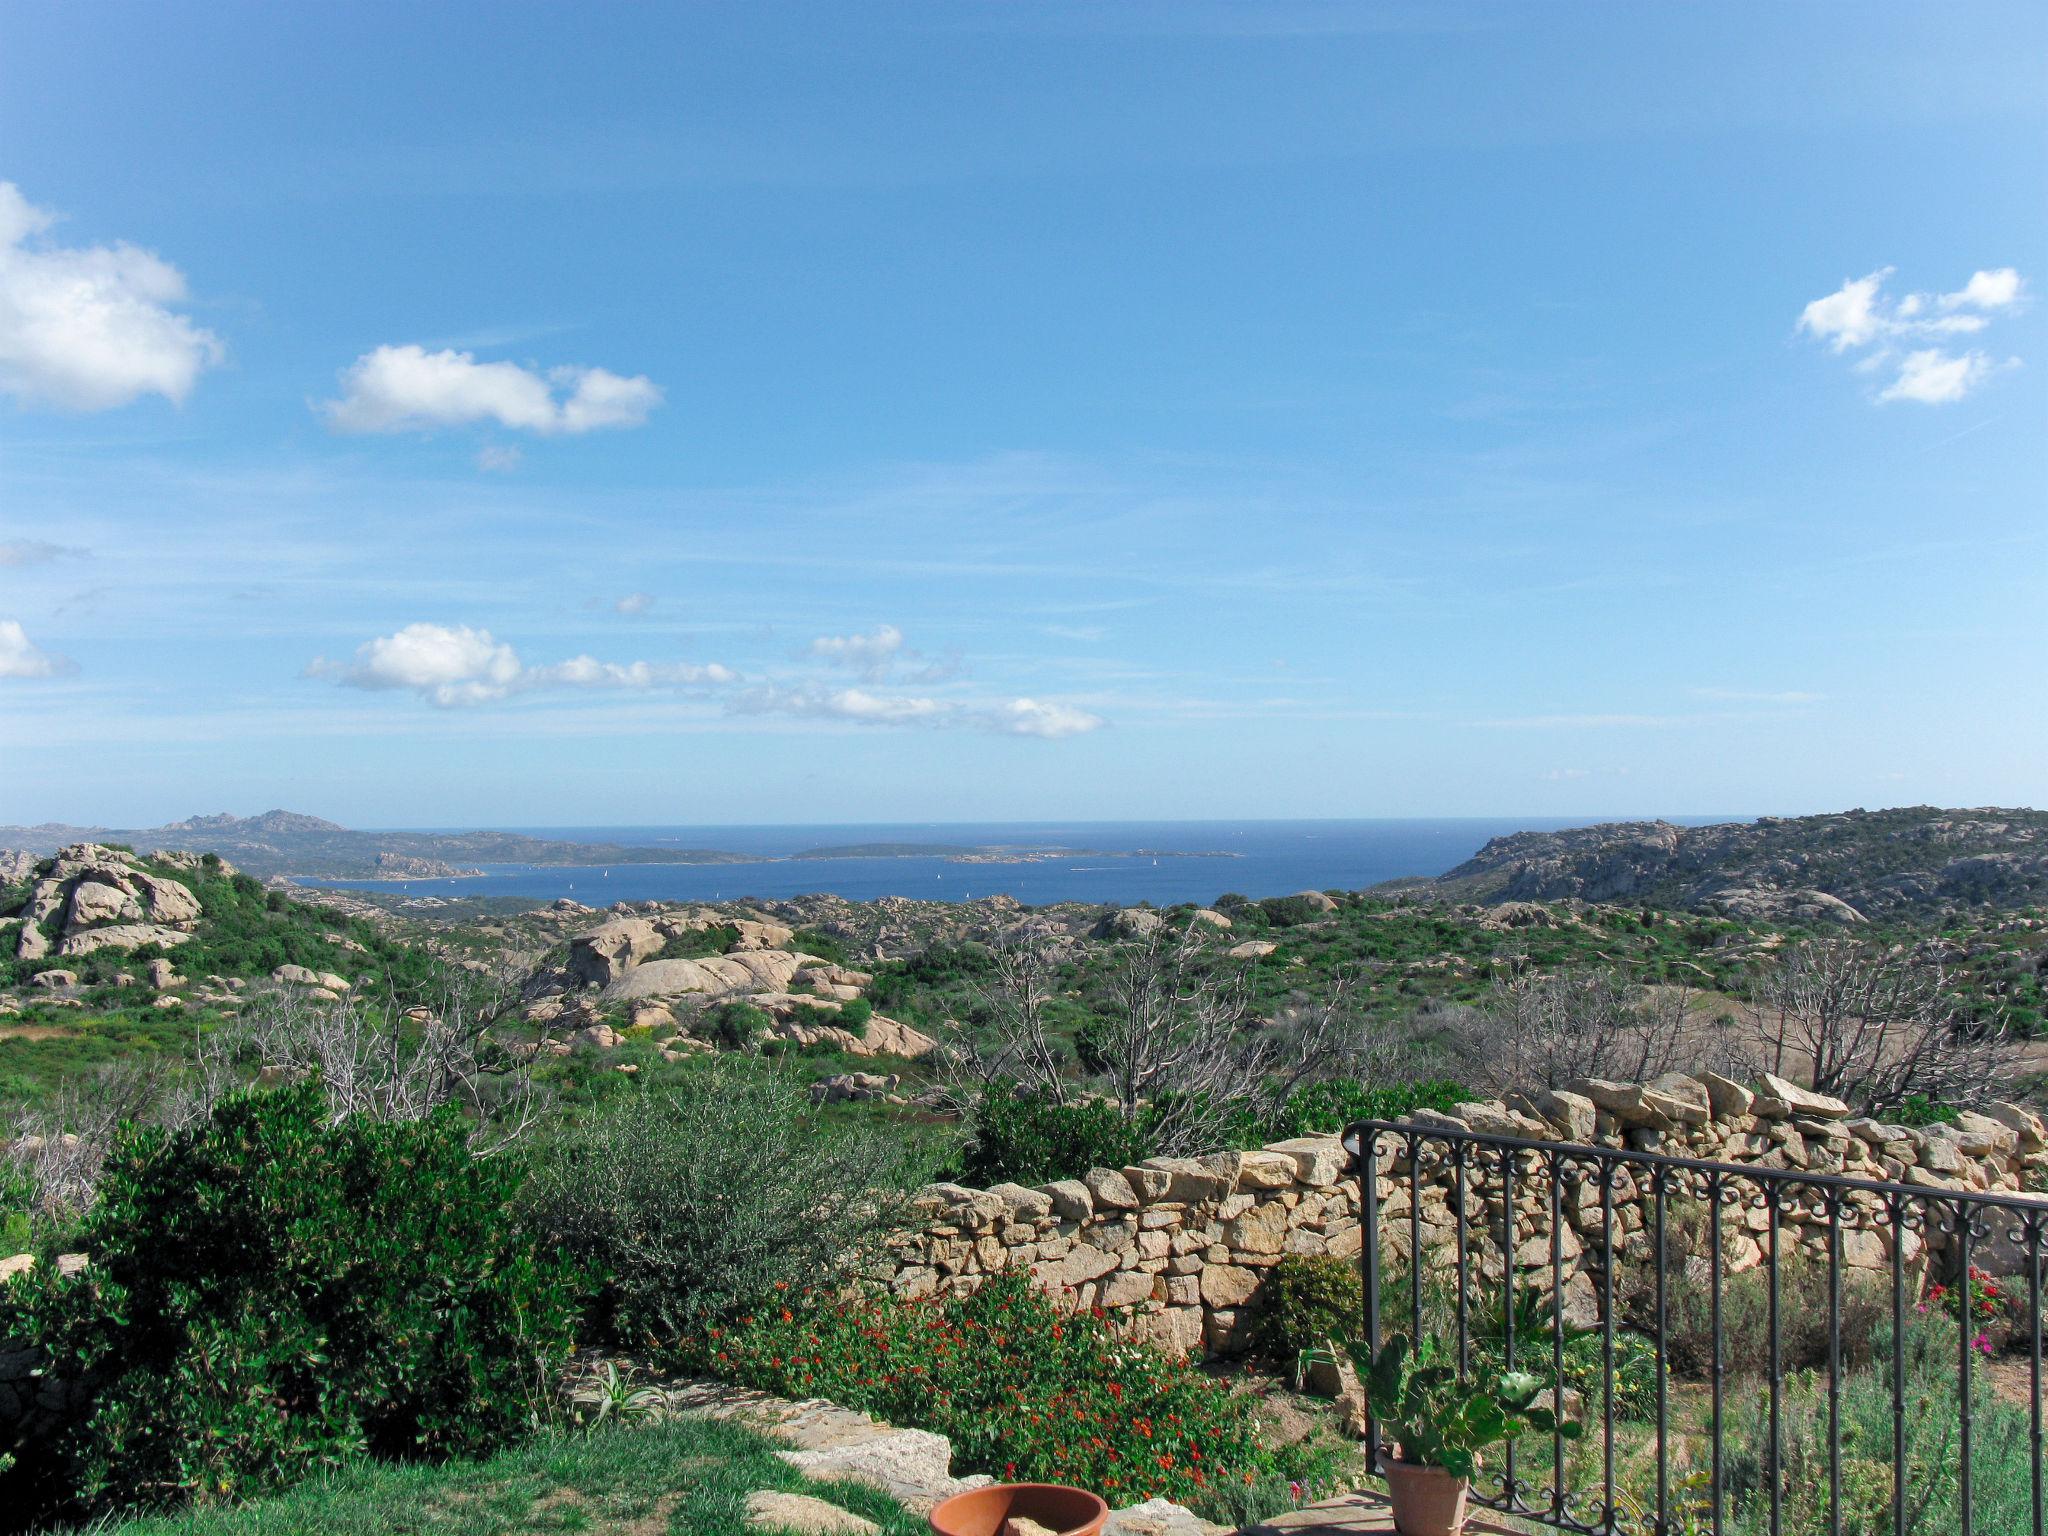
(1, 1), (2042, 829)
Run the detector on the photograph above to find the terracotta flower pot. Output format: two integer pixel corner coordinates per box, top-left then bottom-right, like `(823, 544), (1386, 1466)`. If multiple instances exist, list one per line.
(1379, 1455), (1470, 1536)
(928, 1482), (1109, 1536)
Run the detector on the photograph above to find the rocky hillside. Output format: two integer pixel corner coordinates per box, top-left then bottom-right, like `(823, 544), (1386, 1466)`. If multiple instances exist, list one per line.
(1375, 806), (2048, 922)
(0, 843), (436, 1005)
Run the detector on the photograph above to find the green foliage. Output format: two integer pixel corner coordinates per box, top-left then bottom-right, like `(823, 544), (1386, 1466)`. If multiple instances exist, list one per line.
(69, 1415), (932, 1536)
(957, 1085), (1153, 1186)
(654, 924), (739, 960)
(836, 996), (873, 1038)
(518, 1063), (936, 1345)
(3, 1084), (576, 1523)
(1721, 1317), (2035, 1536)
(1889, 1094), (1960, 1127)
(1352, 1332), (1579, 1480)
(1258, 894), (1334, 928)
(788, 928), (852, 967)
(1468, 1283), (1657, 1423)
(683, 1272), (1343, 1520)
(1268, 1077), (1474, 1139)
(698, 1001), (772, 1051)
(864, 943), (997, 1024)
(1624, 1207), (1890, 1381)
(1257, 1253), (1363, 1362)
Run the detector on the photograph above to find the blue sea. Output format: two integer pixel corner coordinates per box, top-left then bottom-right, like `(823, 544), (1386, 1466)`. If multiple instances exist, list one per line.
(306, 817), (1733, 908)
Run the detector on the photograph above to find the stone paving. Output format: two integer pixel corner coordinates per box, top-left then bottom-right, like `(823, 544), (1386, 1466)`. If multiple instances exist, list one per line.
(680, 1378), (1538, 1536)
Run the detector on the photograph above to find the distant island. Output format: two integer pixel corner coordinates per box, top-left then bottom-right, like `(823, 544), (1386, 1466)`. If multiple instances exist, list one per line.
(790, 843), (1238, 863)
(0, 811), (1238, 883)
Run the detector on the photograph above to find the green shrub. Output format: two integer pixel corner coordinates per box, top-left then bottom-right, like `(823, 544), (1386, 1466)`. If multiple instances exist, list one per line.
(1890, 1094), (1960, 1127)
(788, 928), (852, 967)
(698, 1001), (772, 1051)
(1721, 1317), (2035, 1535)
(519, 1063), (936, 1345)
(836, 997), (873, 1038)
(1267, 1077), (1474, 1140)
(654, 924), (739, 960)
(1622, 1205), (1890, 1381)
(1258, 895), (1331, 928)
(957, 1086), (1152, 1186)
(2, 1084), (575, 1523)
(1257, 1253), (1362, 1362)
(682, 1272), (1343, 1520)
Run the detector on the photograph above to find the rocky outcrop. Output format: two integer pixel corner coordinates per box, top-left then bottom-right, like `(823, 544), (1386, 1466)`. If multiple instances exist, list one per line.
(1378, 806), (2048, 921)
(10, 845), (206, 961)
(605, 950), (813, 1002)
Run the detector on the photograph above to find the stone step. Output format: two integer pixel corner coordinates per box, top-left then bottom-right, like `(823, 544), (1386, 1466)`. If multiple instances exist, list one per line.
(1236, 1490), (1522, 1535)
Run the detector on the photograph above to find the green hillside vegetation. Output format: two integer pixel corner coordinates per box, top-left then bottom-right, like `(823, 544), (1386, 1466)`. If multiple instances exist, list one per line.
(0, 858), (444, 1103)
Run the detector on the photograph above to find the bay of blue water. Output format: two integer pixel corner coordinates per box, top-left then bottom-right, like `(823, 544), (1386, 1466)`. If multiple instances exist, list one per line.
(308, 817), (1727, 908)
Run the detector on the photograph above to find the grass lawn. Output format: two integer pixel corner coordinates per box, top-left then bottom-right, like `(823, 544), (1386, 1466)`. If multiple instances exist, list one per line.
(76, 1417), (925, 1536)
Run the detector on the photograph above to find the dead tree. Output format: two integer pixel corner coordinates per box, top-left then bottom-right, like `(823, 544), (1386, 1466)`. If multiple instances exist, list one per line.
(1743, 938), (2013, 1115)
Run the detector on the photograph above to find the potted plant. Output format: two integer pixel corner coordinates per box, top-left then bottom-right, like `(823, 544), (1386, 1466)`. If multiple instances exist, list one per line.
(1347, 1332), (1580, 1536)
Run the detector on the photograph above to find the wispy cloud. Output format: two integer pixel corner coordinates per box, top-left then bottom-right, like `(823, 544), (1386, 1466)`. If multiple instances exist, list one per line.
(731, 684), (1103, 739)
(323, 345), (662, 435)
(0, 538), (82, 567)
(612, 592), (655, 617)
(1797, 266), (2023, 405)
(307, 621), (732, 708)
(808, 622), (904, 679)
(0, 181), (224, 411)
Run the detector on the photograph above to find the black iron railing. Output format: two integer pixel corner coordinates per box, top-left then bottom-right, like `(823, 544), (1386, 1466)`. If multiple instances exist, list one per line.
(1344, 1118), (2047, 1536)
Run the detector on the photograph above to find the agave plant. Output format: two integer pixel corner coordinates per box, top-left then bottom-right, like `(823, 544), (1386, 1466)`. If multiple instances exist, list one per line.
(1349, 1332), (1581, 1480)
(565, 1360), (678, 1429)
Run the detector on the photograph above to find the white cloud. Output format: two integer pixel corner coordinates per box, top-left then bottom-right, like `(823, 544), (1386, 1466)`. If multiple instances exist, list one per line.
(0, 618), (70, 679)
(476, 444), (523, 472)
(1798, 270), (1891, 352)
(808, 623), (905, 677)
(613, 591), (655, 616)
(1798, 266), (2024, 404)
(1940, 267), (2022, 311)
(322, 345), (661, 435)
(308, 621), (731, 708)
(997, 697), (1105, 739)
(732, 683), (1102, 738)
(526, 656), (734, 689)
(0, 181), (224, 411)
(0, 538), (80, 567)
(1878, 349), (1996, 405)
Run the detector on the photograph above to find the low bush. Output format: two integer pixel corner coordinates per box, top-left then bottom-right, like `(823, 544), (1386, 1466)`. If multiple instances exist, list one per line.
(789, 928), (852, 967)
(654, 923), (739, 961)
(519, 1063), (936, 1346)
(837, 996), (873, 1037)
(1256, 1253), (1362, 1362)
(957, 1086), (1153, 1186)
(1622, 1206), (1890, 1381)
(1266, 1077), (1474, 1140)
(2, 1084), (575, 1525)
(698, 1001), (772, 1051)
(680, 1273), (1344, 1520)
(1720, 1317), (2035, 1536)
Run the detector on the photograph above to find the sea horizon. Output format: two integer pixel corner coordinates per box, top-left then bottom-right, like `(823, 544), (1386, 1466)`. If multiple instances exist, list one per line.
(304, 814), (1746, 908)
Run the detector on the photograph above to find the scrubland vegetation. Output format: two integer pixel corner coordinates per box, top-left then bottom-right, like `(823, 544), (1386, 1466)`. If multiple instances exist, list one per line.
(0, 849), (2041, 1533)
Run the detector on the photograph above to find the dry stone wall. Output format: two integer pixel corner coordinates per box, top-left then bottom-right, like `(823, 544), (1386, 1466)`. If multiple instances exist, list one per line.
(880, 1072), (2048, 1357)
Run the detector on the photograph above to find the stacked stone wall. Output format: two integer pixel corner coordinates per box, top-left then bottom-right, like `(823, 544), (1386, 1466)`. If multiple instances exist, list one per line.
(881, 1071), (2048, 1356)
